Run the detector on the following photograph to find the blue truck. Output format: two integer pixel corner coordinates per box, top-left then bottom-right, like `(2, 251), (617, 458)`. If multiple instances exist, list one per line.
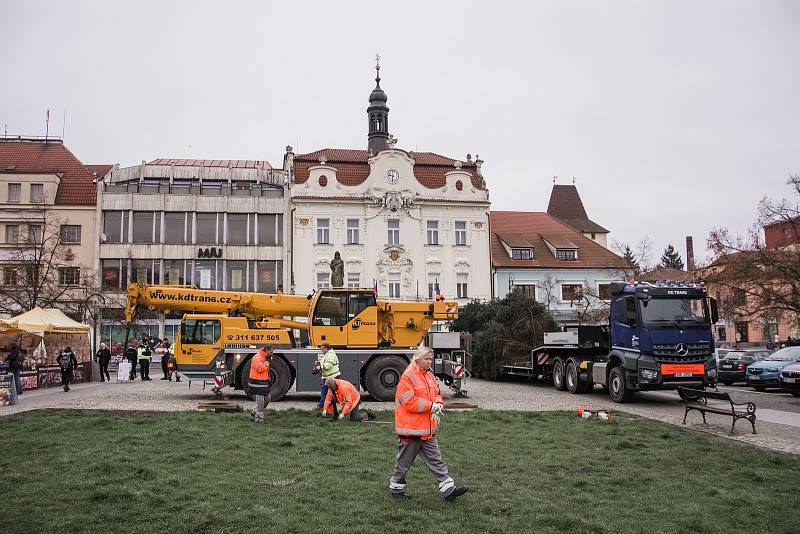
(502, 281), (720, 402)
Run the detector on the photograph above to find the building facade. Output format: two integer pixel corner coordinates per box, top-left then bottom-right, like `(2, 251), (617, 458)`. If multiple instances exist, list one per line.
(97, 159), (288, 350)
(490, 211), (626, 325)
(286, 66), (491, 304)
(0, 138), (98, 320)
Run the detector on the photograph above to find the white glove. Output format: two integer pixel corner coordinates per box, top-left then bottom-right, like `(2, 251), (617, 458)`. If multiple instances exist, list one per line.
(337, 413), (346, 420)
(321, 409), (327, 417)
(431, 402), (444, 415)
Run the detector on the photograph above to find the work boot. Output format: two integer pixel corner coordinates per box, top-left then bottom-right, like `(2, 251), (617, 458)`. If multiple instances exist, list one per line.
(444, 486), (469, 502)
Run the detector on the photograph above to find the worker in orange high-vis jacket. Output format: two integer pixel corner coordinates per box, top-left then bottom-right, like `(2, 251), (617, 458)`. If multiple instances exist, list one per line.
(388, 346), (469, 502)
(248, 346), (273, 423)
(322, 377), (368, 422)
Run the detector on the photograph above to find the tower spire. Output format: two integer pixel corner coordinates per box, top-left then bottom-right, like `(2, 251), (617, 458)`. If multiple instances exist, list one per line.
(367, 53), (390, 153)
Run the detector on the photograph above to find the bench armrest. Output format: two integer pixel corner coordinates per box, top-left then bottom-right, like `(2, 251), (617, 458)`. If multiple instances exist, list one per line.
(731, 400), (757, 414)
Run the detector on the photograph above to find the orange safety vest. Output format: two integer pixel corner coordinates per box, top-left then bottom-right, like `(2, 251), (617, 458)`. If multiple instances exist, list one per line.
(249, 349), (270, 381)
(323, 379), (361, 416)
(394, 362), (442, 439)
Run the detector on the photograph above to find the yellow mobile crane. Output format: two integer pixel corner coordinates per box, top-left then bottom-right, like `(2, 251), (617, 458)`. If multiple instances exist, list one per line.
(124, 284), (463, 401)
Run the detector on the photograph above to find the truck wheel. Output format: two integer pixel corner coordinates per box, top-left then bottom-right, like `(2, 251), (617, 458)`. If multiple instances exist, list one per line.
(566, 360), (579, 394)
(364, 355), (407, 401)
(608, 365), (633, 403)
(241, 356), (293, 401)
(552, 359), (567, 391)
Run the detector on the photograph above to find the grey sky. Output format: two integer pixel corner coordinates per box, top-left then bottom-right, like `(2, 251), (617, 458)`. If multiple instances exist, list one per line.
(1, 0), (798, 266)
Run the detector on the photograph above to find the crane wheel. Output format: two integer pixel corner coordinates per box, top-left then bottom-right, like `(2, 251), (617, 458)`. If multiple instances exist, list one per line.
(241, 356), (293, 401)
(552, 359), (567, 391)
(364, 355), (407, 401)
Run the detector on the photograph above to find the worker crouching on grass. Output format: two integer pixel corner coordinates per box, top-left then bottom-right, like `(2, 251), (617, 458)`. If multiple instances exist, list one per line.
(322, 378), (372, 422)
(388, 346), (468, 502)
(249, 346), (273, 424)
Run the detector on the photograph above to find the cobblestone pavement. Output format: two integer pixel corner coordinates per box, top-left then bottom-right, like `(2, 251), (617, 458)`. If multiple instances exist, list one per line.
(2, 375), (799, 455)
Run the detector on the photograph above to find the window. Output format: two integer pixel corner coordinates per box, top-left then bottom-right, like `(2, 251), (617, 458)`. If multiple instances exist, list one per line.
(732, 289), (746, 307)
(258, 260), (282, 293)
(5, 225), (18, 244)
(598, 283), (611, 300)
(258, 214), (281, 246)
(388, 272), (401, 298)
(426, 220), (439, 245)
(131, 260), (158, 285)
(182, 319), (221, 345)
(313, 293), (347, 327)
(348, 292), (376, 320)
(556, 249), (577, 261)
(591, 233), (596, 240)
(28, 224), (43, 243)
(561, 284), (583, 301)
(2, 266), (18, 286)
(784, 227), (795, 240)
(316, 272), (330, 290)
(347, 219), (360, 244)
(347, 272), (360, 289)
(457, 273), (468, 298)
(58, 267), (81, 286)
(387, 219), (399, 245)
(455, 221), (467, 246)
(194, 260), (216, 289)
(164, 212), (186, 244)
(226, 214), (248, 245)
(226, 261), (247, 291)
(196, 213), (219, 244)
(428, 272), (440, 299)
(30, 183), (44, 203)
(101, 259), (126, 290)
(164, 260), (185, 285)
(60, 225), (81, 244)
(7, 183), (20, 202)
(511, 248), (533, 260)
(317, 218), (330, 244)
(133, 212), (158, 243)
(514, 284), (536, 298)
(103, 211), (127, 243)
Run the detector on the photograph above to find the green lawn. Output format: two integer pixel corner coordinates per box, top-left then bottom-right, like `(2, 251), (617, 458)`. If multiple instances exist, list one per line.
(1, 409), (797, 534)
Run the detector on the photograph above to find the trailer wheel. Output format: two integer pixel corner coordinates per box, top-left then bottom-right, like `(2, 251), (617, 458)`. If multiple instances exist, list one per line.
(552, 359), (567, 391)
(241, 356), (293, 401)
(364, 355), (407, 401)
(608, 365), (633, 403)
(566, 360), (590, 394)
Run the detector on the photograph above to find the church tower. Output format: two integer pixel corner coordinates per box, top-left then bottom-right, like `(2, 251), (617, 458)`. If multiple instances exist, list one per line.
(367, 56), (390, 153)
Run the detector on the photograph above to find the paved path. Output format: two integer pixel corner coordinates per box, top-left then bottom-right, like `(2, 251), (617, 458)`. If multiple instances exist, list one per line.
(2, 376), (799, 455)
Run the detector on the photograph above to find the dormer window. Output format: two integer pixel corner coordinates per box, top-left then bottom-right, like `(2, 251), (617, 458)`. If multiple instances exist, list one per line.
(511, 248), (533, 260)
(556, 249), (577, 261)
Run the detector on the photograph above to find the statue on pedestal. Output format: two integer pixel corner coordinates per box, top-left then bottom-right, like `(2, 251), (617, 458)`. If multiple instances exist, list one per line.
(330, 251), (344, 288)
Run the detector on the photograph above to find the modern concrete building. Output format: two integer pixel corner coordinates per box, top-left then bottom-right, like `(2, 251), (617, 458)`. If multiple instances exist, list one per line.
(96, 158), (288, 350)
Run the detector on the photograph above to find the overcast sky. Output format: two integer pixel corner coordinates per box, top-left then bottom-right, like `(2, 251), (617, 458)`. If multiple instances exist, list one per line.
(1, 1), (798, 266)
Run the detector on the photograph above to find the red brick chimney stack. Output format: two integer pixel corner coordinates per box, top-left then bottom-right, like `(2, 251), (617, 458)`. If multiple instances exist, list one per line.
(686, 236), (695, 271)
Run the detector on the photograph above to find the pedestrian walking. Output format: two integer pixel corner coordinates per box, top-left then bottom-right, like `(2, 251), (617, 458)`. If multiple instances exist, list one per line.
(96, 343), (111, 382)
(317, 342), (341, 411)
(388, 346), (468, 502)
(159, 338), (170, 380)
(4, 342), (23, 396)
(167, 341), (180, 381)
(57, 346), (78, 392)
(248, 346), (273, 423)
(137, 338), (152, 381)
(125, 344), (138, 380)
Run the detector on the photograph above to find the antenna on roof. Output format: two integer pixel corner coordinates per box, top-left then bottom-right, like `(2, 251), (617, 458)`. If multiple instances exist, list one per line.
(572, 176), (576, 185)
(553, 176), (557, 184)
(62, 107), (67, 140)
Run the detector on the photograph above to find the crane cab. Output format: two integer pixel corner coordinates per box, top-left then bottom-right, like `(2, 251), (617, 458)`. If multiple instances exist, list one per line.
(308, 289), (378, 348)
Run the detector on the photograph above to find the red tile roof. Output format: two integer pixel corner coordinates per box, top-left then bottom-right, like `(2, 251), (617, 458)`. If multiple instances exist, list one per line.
(86, 164), (113, 178)
(547, 184), (608, 234)
(149, 158), (272, 170)
(292, 148), (485, 190)
(0, 139), (96, 205)
(490, 211), (626, 269)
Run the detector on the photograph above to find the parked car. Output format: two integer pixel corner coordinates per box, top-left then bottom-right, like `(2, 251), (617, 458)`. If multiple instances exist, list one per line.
(714, 348), (732, 366)
(746, 346), (800, 391)
(779, 361), (800, 397)
(718, 349), (772, 385)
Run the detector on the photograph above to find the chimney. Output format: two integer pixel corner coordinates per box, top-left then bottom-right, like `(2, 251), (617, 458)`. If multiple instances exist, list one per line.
(685, 236), (695, 271)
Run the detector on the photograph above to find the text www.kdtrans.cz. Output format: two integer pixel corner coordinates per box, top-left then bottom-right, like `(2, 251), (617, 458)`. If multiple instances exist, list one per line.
(149, 292), (232, 304)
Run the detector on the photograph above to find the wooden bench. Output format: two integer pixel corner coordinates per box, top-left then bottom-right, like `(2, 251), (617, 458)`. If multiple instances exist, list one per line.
(678, 387), (757, 434)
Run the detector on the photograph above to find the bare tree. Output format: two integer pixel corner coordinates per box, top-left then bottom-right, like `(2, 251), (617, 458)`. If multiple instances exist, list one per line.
(0, 203), (98, 317)
(536, 274), (559, 312)
(703, 174), (800, 333)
